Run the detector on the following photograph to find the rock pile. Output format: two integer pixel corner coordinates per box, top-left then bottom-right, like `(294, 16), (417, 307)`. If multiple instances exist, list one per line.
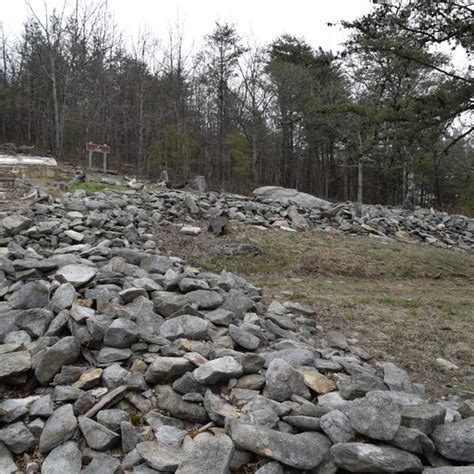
(0, 189), (473, 473)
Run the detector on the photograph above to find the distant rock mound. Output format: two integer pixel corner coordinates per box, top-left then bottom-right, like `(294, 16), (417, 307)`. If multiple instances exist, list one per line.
(253, 185), (332, 210)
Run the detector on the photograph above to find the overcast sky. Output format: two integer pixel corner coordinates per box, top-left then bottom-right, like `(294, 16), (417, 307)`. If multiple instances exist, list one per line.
(1, 0), (374, 51)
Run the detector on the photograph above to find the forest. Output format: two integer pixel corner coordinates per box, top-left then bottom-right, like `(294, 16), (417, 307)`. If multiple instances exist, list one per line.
(0, 0), (472, 211)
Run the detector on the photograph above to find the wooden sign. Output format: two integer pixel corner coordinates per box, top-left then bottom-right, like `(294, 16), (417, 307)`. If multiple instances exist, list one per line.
(86, 142), (110, 171)
(86, 143), (110, 154)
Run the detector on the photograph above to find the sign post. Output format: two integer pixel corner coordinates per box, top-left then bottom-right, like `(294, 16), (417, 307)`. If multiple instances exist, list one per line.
(86, 143), (111, 172)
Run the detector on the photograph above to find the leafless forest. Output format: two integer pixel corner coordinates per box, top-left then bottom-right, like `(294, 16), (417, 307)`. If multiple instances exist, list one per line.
(0, 1), (472, 210)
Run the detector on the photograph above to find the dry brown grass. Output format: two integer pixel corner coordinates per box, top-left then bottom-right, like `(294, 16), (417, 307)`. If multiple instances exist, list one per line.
(164, 222), (474, 397)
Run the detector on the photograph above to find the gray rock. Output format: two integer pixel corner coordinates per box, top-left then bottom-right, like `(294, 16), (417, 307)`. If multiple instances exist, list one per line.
(432, 417), (474, 462)
(229, 324), (260, 350)
(423, 469), (474, 473)
(2, 215), (32, 234)
(384, 362), (416, 392)
(136, 441), (186, 471)
(39, 404), (77, 453)
(35, 336), (81, 385)
(141, 255), (175, 274)
(156, 388), (209, 423)
(154, 425), (187, 447)
(331, 442), (422, 472)
(253, 186), (331, 210)
(30, 394), (54, 417)
(122, 420), (139, 453)
(0, 442), (16, 474)
(104, 318), (138, 348)
(175, 434), (235, 474)
(145, 356), (194, 384)
(160, 315), (209, 341)
(178, 277), (209, 292)
(97, 409), (131, 432)
(320, 410), (356, 443)
(0, 421), (35, 454)
(204, 390), (240, 425)
(337, 372), (387, 399)
(255, 462), (284, 474)
(345, 391), (401, 441)
(15, 308), (54, 337)
(392, 426), (435, 454)
(79, 415), (119, 450)
(102, 363), (129, 388)
(81, 452), (121, 474)
(56, 263), (96, 287)
(0, 395), (39, 423)
(229, 421), (331, 469)
(401, 403), (447, 434)
(187, 175), (206, 192)
(10, 281), (49, 309)
(97, 346), (132, 364)
(0, 350), (31, 379)
(193, 356), (243, 385)
(264, 358), (310, 402)
(260, 348), (315, 368)
(204, 309), (235, 326)
(41, 441), (81, 474)
(186, 290), (224, 310)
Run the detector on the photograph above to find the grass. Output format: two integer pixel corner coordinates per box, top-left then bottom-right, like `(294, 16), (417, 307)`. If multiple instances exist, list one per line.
(178, 223), (474, 397)
(67, 182), (130, 193)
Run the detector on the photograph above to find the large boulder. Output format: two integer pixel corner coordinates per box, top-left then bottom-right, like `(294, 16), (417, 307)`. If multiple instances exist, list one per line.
(331, 442), (422, 472)
(432, 417), (474, 462)
(253, 186), (331, 210)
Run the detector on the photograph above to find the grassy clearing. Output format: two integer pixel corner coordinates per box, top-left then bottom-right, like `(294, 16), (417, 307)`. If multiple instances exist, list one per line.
(181, 224), (474, 397)
(67, 182), (130, 193)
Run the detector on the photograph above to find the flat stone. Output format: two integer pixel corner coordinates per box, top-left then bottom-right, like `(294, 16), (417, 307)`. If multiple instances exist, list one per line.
(15, 308), (53, 337)
(204, 309), (235, 326)
(193, 356), (243, 385)
(331, 442), (422, 472)
(228, 421), (331, 470)
(176, 434), (235, 474)
(185, 290), (224, 310)
(56, 264), (96, 287)
(39, 404), (77, 453)
(432, 417), (474, 462)
(0, 395), (39, 423)
(392, 426), (435, 454)
(145, 357), (194, 384)
(136, 441), (186, 471)
(180, 226), (202, 236)
(0, 421), (35, 454)
(160, 315), (209, 341)
(81, 452), (121, 474)
(104, 318), (138, 348)
(10, 281), (49, 309)
(122, 421), (139, 453)
(345, 391), (401, 441)
(229, 324), (260, 350)
(156, 387), (209, 423)
(35, 336), (81, 385)
(79, 415), (119, 450)
(97, 346), (132, 364)
(97, 409), (131, 432)
(41, 441), (81, 474)
(0, 350), (31, 379)
(0, 442), (16, 474)
(401, 403), (447, 434)
(264, 358), (310, 402)
(2, 215), (32, 234)
(320, 410), (356, 443)
(255, 462), (284, 474)
(303, 370), (336, 394)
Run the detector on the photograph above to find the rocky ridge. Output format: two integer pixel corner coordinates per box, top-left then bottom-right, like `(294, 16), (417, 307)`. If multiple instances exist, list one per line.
(0, 187), (473, 473)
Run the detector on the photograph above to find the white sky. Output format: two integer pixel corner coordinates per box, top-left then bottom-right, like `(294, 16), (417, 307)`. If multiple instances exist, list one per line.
(0, 0), (374, 52)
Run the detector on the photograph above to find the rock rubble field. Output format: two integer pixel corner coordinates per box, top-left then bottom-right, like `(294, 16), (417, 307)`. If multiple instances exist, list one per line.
(0, 186), (473, 473)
